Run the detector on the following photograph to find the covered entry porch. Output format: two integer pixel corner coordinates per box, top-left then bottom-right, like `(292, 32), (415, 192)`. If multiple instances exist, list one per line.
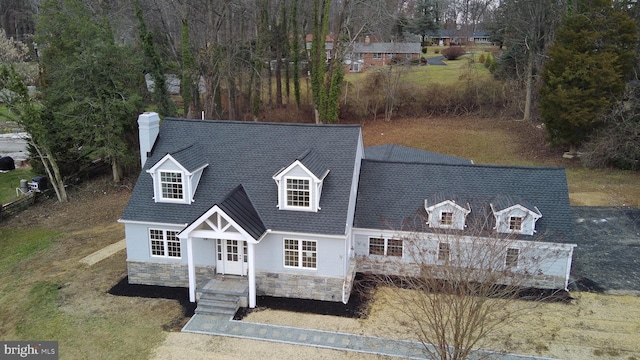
(178, 185), (268, 308)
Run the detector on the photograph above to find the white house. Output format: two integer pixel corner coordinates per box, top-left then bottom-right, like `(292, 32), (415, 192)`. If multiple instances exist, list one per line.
(119, 113), (576, 313)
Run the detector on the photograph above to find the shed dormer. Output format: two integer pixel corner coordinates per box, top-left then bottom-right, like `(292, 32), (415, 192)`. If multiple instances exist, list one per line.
(146, 144), (208, 204)
(425, 193), (471, 230)
(273, 149), (329, 212)
(490, 195), (542, 235)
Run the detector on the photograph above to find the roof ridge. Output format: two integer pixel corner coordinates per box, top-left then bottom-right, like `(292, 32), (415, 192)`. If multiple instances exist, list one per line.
(362, 158), (566, 171)
(163, 117), (362, 128)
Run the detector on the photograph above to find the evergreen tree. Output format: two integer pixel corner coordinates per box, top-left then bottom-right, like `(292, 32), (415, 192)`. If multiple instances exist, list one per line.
(407, 0), (439, 44)
(540, 0), (637, 150)
(37, 0), (144, 182)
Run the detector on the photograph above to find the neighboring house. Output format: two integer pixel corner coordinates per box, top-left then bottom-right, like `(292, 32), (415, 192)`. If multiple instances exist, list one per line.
(470, 31), (491, 45)
(304, 34), (421, 73)
(120, 113), (576, 310)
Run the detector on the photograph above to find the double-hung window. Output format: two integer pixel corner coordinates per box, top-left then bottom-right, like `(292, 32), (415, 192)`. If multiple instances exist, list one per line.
(368, 237), (403, 257)
(438, 242), (450, 262)
(441, 212), (453, 226)
(505, 248), (519, 268)
(286, 178), (310, 208)
(160, 171), (183, 200)
(150, 229), (181, 258)
(284, 239), (317, 269)
(509, 216), (523, 231)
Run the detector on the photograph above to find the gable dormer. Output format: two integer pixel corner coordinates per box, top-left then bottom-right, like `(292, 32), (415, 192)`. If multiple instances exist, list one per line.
(490, 196), (542, 235)
(425, 193), (471, 230)
(146, 144), (208, 204)
(272, 149), (329, 212)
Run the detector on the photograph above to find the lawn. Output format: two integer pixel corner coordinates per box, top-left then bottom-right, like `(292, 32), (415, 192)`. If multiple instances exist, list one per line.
(0, 168), (34, 205)
(0, 184), (180, 360)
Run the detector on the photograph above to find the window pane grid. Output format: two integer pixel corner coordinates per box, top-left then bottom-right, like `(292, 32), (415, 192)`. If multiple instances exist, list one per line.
(286, 178), (310, 207)
(284, 239), (316, 269)
(509, 216), (523, 231)
(506, 248), (519, 267)
(149, 229), (181, 258)
(284, 239), (299, 267)
(166, 231), (180, 257)
(369, 238), (385, 255)
(301, 240), (317, 269)
(387, 239), (403, 257)
(441, 212), (453, 225)
(438, 242), (450, 262)
(160, 171), (183, 199)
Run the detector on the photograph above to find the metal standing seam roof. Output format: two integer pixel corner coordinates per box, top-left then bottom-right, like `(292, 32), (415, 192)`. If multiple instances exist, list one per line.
(121, 118), (362, 236)
(354, 159), (574, 243)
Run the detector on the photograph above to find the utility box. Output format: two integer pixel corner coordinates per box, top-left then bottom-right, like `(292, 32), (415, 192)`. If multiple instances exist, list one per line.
(30, 176), (48, 192)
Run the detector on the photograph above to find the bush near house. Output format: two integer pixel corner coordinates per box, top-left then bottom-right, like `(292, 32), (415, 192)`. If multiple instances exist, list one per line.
(441, 46), (466, 60)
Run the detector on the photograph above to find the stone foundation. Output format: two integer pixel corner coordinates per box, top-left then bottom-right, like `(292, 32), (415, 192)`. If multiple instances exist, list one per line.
(357, 257), (567, 290)
(127, 260), (216, 287)
(255, 271), (345, 302)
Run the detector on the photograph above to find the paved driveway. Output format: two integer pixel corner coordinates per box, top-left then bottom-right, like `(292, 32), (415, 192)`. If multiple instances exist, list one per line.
(570, 207), (640, 294)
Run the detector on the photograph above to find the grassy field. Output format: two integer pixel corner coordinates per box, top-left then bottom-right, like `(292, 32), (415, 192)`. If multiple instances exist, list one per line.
(0, 169), (34, 205)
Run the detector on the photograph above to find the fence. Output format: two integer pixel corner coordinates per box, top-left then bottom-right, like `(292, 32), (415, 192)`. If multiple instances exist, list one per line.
(0, 191), (36, 221)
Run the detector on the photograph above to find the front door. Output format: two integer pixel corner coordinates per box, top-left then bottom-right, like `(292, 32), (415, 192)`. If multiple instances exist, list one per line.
(216, 239), (247, 276)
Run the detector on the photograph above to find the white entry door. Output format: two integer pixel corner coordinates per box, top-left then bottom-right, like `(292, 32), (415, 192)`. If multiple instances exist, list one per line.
(216, 239), (247, 276)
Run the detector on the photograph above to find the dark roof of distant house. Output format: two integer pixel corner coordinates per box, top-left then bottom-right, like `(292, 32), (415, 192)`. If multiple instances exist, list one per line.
(354, 160), (574, 243)
(121, 118), (362, 236)
(353, 42), (421, 54)
(365, 144), (473, 165)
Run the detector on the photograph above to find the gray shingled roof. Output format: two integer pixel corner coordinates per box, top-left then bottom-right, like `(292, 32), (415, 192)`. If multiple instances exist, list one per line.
(168, 143), (208, 172)
(354, 160), (574, 243)
(121, 118), (362, 235)
(353, 42), (421, 54)
(296, 148), (329, 179)
(365, 144), (473, 165)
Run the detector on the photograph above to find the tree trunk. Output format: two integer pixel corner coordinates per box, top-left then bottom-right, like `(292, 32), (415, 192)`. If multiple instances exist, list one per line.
(523, 52), (534, 121)
(112, 159), (121, 183)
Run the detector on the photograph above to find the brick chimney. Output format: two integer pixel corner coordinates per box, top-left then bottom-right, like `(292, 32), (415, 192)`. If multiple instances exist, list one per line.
(137, 112), (160, 168)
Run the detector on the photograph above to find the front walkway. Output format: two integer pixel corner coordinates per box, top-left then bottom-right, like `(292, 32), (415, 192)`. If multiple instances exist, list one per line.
(182, 313), (558, 360)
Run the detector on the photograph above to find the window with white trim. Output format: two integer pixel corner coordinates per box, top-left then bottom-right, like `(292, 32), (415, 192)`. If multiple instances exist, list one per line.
(505, 248), (519, 267)
(509, 216), (523, 231)
(368, 237), (403, 257)
(286, 178), (310, 208)
(441, 212), (453, 226)
(284, 239), (317, 269)
(373, 53), (382, 59)
(438, 242), (450, 262)
(160, 171), (183, 200)
(149, 229), (181, 258)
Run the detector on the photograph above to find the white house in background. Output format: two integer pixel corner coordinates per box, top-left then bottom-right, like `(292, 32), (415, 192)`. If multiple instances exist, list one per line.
(119, 112), (576, 310)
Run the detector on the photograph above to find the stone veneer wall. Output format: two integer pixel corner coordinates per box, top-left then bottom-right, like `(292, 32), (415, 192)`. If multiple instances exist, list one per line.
(127, 260), (216, 287)
(255, 271), (345, 302)
(357, 257), (567, 290)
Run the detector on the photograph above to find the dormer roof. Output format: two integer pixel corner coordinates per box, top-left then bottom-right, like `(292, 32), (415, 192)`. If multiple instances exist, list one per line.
(169, 143), (208, 173)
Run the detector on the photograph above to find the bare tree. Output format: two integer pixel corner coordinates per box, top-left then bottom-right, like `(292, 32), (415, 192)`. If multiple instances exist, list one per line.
(364, 211), (571, 360)
(498, 0), (566, 120)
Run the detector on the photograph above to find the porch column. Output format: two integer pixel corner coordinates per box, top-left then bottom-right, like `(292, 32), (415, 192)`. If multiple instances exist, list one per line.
(187, 235), (196, 302)
(248, 242), (256, 308)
